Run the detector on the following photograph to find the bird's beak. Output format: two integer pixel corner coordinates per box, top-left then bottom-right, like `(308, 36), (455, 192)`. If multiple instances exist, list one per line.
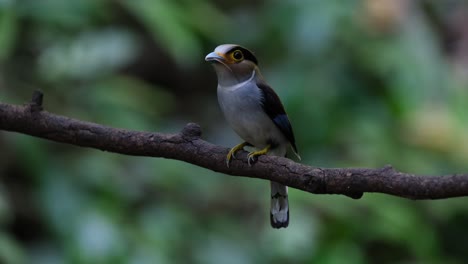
(205, 52), (225, 62)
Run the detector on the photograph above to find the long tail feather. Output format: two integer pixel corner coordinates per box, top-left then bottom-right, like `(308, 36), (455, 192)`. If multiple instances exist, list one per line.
(270, 181), (289, 228)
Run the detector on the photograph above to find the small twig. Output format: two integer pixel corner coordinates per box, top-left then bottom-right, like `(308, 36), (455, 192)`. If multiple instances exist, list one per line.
(27, 90), (43, 112)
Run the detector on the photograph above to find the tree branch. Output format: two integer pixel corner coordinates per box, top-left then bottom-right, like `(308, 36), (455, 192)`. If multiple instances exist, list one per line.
(1, 91), (468, 200)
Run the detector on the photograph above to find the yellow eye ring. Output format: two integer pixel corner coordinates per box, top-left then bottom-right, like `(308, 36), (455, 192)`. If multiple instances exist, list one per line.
(231, 50), (244, 61)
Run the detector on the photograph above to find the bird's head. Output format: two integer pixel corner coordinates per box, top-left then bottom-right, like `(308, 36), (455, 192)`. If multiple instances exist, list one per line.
(205, 44), (259, 86)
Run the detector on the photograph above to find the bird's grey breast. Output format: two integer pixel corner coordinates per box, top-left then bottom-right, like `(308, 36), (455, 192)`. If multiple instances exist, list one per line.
(217, 77), (282, 147)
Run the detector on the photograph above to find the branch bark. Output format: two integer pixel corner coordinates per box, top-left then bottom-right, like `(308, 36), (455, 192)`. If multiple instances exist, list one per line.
(1, 91), (468, 200)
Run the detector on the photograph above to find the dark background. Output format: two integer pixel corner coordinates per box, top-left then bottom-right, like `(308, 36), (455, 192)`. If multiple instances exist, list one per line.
(1, 0), (468, 263)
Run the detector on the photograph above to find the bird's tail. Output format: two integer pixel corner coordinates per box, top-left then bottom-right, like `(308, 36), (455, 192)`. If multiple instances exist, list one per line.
(270, 181), (289, 228)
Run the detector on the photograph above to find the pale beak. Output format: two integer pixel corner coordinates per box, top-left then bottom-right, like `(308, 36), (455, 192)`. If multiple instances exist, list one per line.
(205, 52), (225, 62)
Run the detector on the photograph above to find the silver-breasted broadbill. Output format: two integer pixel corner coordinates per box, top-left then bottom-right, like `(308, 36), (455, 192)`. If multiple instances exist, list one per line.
(206, 44), (300, 228)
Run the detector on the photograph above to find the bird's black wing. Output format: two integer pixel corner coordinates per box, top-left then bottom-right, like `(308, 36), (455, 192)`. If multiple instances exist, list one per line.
(257, 81), (298, 154)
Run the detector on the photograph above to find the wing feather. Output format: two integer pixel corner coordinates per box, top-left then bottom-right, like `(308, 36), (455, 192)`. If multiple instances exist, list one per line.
(257, 81), (298, 154)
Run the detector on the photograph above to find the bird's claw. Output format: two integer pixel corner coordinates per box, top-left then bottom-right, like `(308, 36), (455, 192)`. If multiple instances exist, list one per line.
(247, 153), (257, 166)
(226, 142), (248, 168)
(246, 145), (271, 167)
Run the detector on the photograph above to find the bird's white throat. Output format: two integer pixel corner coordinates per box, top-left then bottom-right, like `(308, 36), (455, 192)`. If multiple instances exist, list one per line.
(219, 70), (256, 91)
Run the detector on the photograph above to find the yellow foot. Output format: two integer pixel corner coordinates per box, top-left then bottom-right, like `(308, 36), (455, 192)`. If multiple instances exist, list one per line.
(226, 142), (249, 167)
(247, 144), (271, 166)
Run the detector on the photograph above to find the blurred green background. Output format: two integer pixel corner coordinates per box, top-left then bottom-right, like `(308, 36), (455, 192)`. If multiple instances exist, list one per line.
(1, 0), (468, 263)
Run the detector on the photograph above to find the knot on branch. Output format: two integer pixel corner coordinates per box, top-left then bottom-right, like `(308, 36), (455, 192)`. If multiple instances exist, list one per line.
(346, 191), (364, 199)
(181, 123), (202, 139)
(381, 164), (396, 174)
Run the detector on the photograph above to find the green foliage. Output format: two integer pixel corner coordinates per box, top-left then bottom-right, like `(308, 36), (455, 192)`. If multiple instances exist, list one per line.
(1, 0), (468, 263)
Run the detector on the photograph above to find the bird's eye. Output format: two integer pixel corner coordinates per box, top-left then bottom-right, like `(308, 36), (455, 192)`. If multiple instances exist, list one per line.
(231, 50), (244, 61)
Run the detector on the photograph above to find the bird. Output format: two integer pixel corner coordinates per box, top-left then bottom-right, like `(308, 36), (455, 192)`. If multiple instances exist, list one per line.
(205, 44), (300, 228)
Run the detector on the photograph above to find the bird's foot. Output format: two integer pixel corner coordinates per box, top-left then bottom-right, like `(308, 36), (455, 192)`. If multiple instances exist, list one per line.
(226, 142), (248, 167)
(247, 144), (271, 166)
